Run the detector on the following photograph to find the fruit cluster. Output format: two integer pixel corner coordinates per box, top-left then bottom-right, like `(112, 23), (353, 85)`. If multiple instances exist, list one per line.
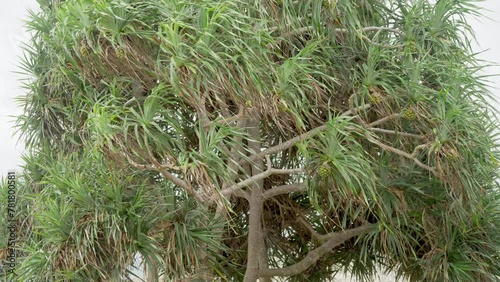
(80, 45), (90, 57)
(369, 94), (382, 105)
(403, 109), (416, 121)
(115, 48), (127, 59)
(318, 163), (331, 178)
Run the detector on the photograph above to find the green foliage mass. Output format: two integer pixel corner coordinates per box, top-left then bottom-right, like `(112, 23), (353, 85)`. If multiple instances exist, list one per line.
(1, 0), (499, 281)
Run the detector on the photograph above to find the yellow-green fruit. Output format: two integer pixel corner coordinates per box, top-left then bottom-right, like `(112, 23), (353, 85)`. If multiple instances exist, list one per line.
(115, 48), (126, 59)
(403, 109), (416, 121)
(318, 164), (331, 178)
(277, 103), (287, 112)
(369, 95), (382, 105)
(408, 41), (418, 53)
(445, 148), (459, 160)
(491, 156), (499, 166)
(80, 45), (90, 57)
(323, 0), (337, 9)
(277, 99), (289, 112)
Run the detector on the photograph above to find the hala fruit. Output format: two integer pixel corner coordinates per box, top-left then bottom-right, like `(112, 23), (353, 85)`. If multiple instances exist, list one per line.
(318, 163), (331, 178)
(403, 109), (416, 121)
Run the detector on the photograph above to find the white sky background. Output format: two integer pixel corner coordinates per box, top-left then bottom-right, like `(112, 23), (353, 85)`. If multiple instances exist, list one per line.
(0, 0), (39, 176)
(0, 2), (499, 172)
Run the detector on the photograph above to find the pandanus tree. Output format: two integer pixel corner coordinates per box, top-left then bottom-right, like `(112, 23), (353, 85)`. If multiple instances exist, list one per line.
(1, 0), (499, 281)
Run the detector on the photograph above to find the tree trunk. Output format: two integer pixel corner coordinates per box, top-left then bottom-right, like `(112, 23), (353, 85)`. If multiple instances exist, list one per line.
(243, 118), (265, 282)
(259, 243), (272, 282)
(243, 192), (264, 282)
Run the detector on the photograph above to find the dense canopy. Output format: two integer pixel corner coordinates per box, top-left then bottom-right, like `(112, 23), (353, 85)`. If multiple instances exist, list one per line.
(1, 0), (499, 281)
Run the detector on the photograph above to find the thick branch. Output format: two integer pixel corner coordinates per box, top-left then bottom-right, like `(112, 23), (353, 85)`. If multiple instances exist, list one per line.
(244, 118), (266, 282)
(259, 224), (376, 277)
(157, 170), (189, 190)
(220, 168), (304, 198)
(238, 105), (371, 167)
(263, 183), (307, 199)
(368, 113), (401, 127)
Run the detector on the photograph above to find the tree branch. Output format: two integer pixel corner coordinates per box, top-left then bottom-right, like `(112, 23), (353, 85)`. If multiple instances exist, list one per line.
(121, 152), (189, 189)
(368, 113), (401, 127)
(237, 105), (371, 167)
(157, 169), (190, 190)
(364, 132), (436, 173)
(119, 150), (181, 171)
(263, 183), (307, 199)
(244, 117), (266, 282)
(367, 127), (426, 140)
(220, 168), (304, 198)
(119, 150), (204, 201)
(259, 224), (376, 278)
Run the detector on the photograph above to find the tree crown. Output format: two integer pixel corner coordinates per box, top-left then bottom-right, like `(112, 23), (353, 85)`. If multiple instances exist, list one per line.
(2, 0), (500, 281)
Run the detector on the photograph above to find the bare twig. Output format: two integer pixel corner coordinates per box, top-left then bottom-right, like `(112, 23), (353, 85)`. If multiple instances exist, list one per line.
(120, 151), (181, 171)
(119, 151), (202, 200)
(340, 103), (372, 117)
(364, 132), (436, 173)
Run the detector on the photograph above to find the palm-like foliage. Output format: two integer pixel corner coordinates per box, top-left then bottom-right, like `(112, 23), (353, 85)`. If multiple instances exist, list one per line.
(1, 0), (499, 281)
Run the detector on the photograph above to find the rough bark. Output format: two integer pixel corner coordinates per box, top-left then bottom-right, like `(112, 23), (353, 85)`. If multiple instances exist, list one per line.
(243, 118), (266, 282)
(259, 224), (376, 278)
